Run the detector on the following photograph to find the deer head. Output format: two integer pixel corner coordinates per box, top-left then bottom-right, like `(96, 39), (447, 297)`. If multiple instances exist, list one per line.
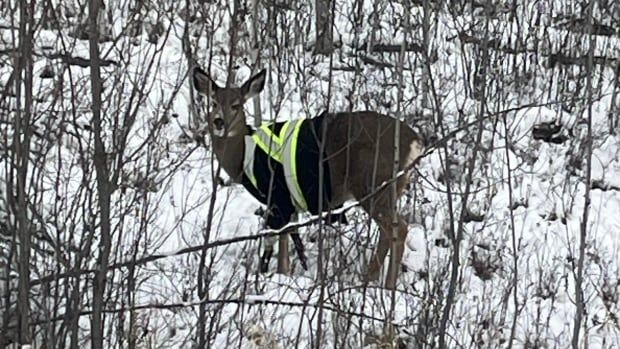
(192, 68), (266, 137)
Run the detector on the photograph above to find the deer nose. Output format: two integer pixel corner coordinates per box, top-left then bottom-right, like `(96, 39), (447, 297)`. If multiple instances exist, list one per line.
(213, 118), (225, 131)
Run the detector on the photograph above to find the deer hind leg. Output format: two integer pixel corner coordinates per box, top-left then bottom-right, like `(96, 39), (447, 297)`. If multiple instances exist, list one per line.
(384, 216), (408, 289)
(358, 176), (410, 288)
(260, 235), (277, 273)
(367, 216), (390, 282)
(358, 193), (393, 284)
(365, 208), (408, 289)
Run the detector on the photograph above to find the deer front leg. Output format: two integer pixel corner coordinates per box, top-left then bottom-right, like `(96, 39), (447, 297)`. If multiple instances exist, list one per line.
(260, 235), (276, 273)
(277, 233), (290, 274)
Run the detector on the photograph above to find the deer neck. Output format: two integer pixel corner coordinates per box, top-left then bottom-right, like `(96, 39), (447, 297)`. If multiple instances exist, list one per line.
(211, 128), (250, 183)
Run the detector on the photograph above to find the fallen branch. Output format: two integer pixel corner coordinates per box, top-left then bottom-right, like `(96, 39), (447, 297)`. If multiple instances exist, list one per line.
(554, 17), (617, 37)
(44, 52), (118, 67)
(24, 295), (398, 330)
(458, 32), (619, 68)
(358, 42), (424, 53)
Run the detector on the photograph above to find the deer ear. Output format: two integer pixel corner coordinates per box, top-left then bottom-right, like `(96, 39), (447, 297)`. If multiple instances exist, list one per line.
(193, 67), (219, 96)
(241, 69), (266, 101)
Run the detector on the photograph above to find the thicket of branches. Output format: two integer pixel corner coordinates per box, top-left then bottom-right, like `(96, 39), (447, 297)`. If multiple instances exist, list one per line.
(0, 0), (619, 348)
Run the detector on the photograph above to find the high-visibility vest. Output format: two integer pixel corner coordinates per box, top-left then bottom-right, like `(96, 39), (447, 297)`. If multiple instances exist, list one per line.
(243, 119), (308, 212)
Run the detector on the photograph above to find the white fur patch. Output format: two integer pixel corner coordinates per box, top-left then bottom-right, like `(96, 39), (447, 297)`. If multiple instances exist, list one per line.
(213, 125), (241, 138)
(225, 128), (241, 137)
(213, 128), (226, 137)
(406, 141), (424, 166)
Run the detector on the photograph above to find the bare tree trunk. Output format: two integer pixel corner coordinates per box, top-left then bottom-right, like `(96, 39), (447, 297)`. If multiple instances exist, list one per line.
(197, 1), (245, 347)
(438, 13), (491, 349)
(421, 0), (432, 109)
(608, 62), (619, 134)
(197, 158), (221, 348)
(504, 95), (520, 349)
(314, 0), (333, 55)
(251, 0), (263, 127)
(388, 3), (408, 322)
(226, 0), (242, 86)
(314, 61), (331, 349)
(315, 3), (336, 344)
(15, 0), (35, 344)
(572, 3), (594, 348)
(88, 0), (113, 347)
(68, 272), (82, 349)
(127, 238), (139, 349)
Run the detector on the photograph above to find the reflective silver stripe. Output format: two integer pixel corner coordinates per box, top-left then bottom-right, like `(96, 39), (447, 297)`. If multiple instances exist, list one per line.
(243, 135), (258, 188)
(281, 119), (308, 211)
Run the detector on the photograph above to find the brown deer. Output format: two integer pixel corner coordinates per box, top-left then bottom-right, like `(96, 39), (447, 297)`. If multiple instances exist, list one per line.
(192, 67), (426, 289)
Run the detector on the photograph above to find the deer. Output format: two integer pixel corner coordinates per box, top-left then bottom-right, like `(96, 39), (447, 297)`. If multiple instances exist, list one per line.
(192, 67), (426, 289)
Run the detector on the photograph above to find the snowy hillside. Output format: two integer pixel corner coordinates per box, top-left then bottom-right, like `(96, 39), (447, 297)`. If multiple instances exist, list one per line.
(1, 0), (619, 348)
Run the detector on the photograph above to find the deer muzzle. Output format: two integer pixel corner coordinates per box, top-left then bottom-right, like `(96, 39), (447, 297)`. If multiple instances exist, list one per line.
(213, 117), (226, 136)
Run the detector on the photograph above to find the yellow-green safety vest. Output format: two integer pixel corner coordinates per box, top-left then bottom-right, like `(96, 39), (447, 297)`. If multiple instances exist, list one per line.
(243, 119), (308, 211)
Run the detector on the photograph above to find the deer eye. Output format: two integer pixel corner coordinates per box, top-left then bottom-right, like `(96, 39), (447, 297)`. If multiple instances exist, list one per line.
(231, 104), (242, 110)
